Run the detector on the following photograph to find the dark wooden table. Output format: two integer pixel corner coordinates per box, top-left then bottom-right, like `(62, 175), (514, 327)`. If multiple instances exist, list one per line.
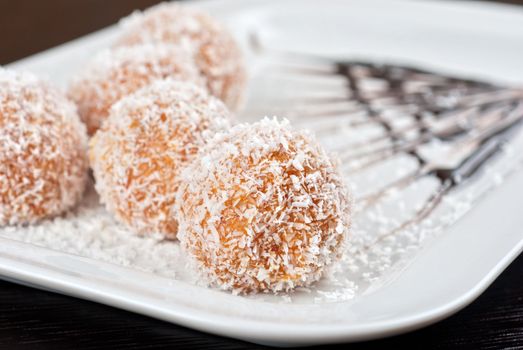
(1, 1), (523, 349)
(0, 254), (521, 349)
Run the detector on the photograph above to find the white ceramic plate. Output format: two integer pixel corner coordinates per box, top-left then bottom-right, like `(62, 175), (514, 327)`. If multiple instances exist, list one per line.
(3, 0), (523, 346)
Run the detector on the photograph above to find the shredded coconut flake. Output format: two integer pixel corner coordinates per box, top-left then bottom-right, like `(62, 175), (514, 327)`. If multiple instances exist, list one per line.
(115, 2), (247, 112)
(0, 68), (88, 225)
(176, 117), (352, 294)
(68, 43), (204, 134)
(89, 79), (231, 237)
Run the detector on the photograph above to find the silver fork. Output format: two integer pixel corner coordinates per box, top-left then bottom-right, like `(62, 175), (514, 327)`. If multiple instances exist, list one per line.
(248, 32), (523, 242)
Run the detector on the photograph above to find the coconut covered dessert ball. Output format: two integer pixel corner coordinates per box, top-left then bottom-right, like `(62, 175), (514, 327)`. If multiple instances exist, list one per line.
(176, 118), (351, 294)
(116, 3), (247, 112)
(0, 68), (88, 225)
(68, 44), (203, 135)
(89, 79), (231, 237)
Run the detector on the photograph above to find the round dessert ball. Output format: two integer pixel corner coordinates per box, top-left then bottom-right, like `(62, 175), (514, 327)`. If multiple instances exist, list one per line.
(68, 44), (204, 135)
(0, 68), (89, 225)
(116, 3), (247, 112)
(176, 118), (351, 294)
(89, 79), (231, 238)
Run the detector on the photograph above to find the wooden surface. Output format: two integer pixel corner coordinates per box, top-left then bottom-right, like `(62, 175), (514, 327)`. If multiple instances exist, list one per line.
(1, 0), (523, 348)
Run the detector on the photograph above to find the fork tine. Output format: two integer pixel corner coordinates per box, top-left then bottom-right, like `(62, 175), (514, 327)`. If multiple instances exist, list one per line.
(250, 37), (523, 248)
(355, 168), (424, 213)
(363, 180), (453, 250)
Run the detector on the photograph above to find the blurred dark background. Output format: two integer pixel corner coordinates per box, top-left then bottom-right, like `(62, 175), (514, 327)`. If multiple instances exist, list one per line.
(0, 0), (522, 65)
(0, 0), (164, 64)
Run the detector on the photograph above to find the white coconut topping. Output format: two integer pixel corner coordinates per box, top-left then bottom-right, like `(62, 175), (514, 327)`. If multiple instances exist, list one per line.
(89, 79), (231, 237)
(176, 117), (351, 294)
(116, 2), (247, 111)
(68, 43), (204, 134)
(0, 68), (88, 225)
